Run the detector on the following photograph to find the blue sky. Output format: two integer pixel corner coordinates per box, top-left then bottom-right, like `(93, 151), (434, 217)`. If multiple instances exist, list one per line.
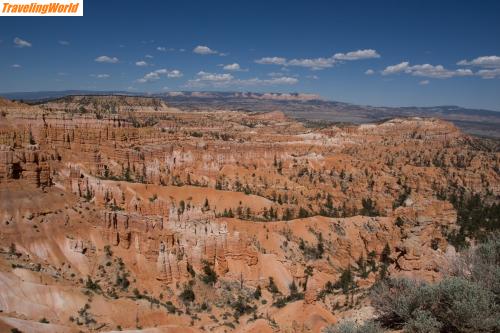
(1, 0), (500, 110)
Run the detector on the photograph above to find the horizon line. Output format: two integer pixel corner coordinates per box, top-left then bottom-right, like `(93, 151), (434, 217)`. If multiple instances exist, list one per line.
(1, 89), (499, 112)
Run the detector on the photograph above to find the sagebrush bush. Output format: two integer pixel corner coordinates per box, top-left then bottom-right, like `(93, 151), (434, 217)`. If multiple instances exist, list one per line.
(372, 276), (498, 332)
(449, 234), (500, 296)
(323, 320), (384, 333)
(435, 277), (498, 332)
(404, 309), (442, 333)
(371, 234), (500, 333)
(371, 278), (429, 326)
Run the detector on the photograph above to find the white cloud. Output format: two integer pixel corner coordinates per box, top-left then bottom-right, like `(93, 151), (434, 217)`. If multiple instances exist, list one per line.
(255, 57), (287, 65)
(306, 75), (319, 79)
(167, 70), (183, 78)
(223, 63), (240, 70)
(222, 63), (247, 71)
(11, 64), (22, 68)
(333, 49), (380, 60)
(90, 74), (110, 79)
(157, 46), (175, 52)
(381, 61), (410, 75)
(145, 54), (153, 58)
(95, 55), (119, 63)
(365, 69), (375, 75)
(14, 37), (31, 48)
(287, 57), (335, 70)
(268, 72), (285, 77)
(457, 56), (500, 68)
(58, 40), (70, 46)
(186, 71), (298, 88)
(419, 80), (430, 85)
(136, 61), (148, 67)
(196, 71), (234, 82)
(410, 64), (472, 78)
(193, 45), (218, 55)
(255, 49), (380, 70)
(382, 62), (472, 79)
(456, 55), (500, 79)
(137, 68), (183, 83)
(249, 77), (298, 85)
(139, 72), (160, 83)
(476, 68), (500, 79)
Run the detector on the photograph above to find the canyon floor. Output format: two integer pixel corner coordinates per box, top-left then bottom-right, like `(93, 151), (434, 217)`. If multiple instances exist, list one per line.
(0, 95), (498, 332)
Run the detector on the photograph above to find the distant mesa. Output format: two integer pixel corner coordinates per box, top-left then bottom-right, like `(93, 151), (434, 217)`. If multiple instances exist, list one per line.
(250, 110), (288, 121)
(1, 90), (498, 137)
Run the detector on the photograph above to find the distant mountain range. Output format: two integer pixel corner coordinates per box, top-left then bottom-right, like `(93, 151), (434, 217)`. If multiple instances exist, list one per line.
(2, 90), (499, 137)
(0, 90), (136, 101)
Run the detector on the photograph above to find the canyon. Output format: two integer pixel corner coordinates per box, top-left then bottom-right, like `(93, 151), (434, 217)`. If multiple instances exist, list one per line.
(0, 95), (498, 333)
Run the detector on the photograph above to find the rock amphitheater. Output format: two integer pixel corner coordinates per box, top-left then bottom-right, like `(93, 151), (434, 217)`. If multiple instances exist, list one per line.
(0, 95), (498, 332)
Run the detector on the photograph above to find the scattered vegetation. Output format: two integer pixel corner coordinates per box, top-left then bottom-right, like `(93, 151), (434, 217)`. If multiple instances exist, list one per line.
(446, 192), (500, 249)
(273, 280), (304, 308)
(360, 198), (378, 217)
(338, 266), (355, 294)
(201, 261), (218, 285)
(371, 234), (500, 333)
(299, 233), (325, 259)
(266, 277), (279, 294)
(231, 296), (255, 319)
(180, 285), (195, 303)
(84, 276), (101, 292)
(74, 303), (97, 327)
(253, 285), (262, 299)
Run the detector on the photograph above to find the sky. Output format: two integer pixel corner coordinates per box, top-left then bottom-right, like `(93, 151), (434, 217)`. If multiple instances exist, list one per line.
(1, 0), (500, 110)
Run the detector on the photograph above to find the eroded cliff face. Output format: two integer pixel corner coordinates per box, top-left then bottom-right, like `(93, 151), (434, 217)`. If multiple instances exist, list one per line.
(0, 96), (498, 333)
(0, 142), (53, 188)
